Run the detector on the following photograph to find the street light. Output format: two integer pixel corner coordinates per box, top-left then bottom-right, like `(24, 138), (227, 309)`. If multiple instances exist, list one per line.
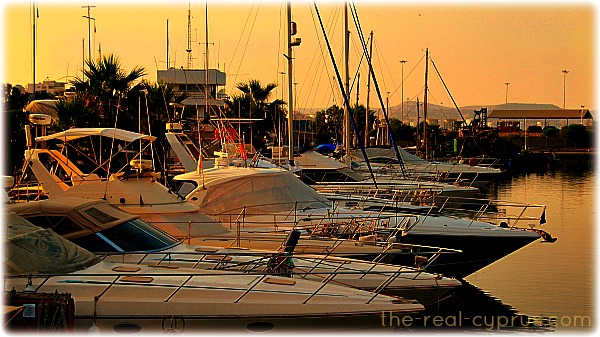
(504, 82), (510, 106)
(400, 60), (407, 123)
(562, 69), (569, 109)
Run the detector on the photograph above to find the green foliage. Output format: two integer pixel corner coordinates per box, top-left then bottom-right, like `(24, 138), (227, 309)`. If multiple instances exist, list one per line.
(2, 84), (30, 175)
(70, 54), (146, 127)
(560, 124), (592, 148)
(542, 126), (559, 137)
(223, 79), (283, 152)
(389, 118), (416, 143)
(54, 97), (101, 130)
(313, 105), (343, 144)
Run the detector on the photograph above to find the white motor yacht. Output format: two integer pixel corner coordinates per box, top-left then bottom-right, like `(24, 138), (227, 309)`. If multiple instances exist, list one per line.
(8, 197), (461, 306)
(173, 163), (547, 278)
(4, 212), (424, 333)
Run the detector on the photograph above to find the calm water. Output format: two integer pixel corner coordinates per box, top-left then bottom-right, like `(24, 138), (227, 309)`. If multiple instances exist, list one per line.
(463, 167), (596, 332)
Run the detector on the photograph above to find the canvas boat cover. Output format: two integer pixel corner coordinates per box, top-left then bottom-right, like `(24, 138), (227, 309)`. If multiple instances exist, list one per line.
(24, 99), (59, 117)
(295, 151), (366, 181)
(35, 127), (156, 143)
(199, 171), (331, 216)
(4, 212), (100, 275)
(352, 147), (501, 173)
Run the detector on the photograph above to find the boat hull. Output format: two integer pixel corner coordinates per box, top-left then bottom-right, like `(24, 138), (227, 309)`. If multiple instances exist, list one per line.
(373, 231), (540, 279)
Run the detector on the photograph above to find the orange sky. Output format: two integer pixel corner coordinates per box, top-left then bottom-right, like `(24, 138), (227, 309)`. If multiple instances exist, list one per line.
(2, 0), (596, 112)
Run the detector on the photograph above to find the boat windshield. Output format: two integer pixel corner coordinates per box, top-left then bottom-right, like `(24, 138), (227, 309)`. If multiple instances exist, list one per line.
(70, 218), (180, 253)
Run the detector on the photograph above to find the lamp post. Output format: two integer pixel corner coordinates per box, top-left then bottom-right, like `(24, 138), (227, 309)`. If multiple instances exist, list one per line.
(504, 82), (510, 106)
(562, 69), (569, 109)
(400, 60), (407, 123)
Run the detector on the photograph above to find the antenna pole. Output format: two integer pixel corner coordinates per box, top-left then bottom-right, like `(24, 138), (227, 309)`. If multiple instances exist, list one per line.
(186, 3), (193, 69)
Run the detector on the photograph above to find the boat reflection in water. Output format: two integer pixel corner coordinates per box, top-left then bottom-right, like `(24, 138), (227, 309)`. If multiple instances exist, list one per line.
(393, 281), (557, 332)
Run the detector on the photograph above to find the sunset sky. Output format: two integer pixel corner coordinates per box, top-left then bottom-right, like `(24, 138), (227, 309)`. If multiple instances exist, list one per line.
(2, 0), (596, 112)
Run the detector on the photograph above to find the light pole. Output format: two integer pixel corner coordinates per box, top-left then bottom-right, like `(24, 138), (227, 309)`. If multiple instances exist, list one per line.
(562, 69), (569, 109)
(400, 60), (407, 123)
(504, 82), (510, 106)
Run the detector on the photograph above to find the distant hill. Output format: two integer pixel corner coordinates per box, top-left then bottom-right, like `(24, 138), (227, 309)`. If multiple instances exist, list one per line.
(297, 102), (562, 122)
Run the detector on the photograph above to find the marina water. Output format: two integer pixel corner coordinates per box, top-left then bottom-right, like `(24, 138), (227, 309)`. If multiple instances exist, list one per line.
(464, 166), (595, 332)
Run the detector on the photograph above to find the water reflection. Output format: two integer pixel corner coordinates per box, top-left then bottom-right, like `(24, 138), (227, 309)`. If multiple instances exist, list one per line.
(397, 281), (556, 332)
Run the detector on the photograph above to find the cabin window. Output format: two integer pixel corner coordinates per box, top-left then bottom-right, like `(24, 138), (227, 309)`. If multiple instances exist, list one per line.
(84, 207), (119, 224)
(173, 181), (197, 199)
(93, 219), (178, 252)
(71, 233), (119, 252)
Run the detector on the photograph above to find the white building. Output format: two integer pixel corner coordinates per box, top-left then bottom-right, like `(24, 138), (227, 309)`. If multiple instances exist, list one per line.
(157, 68), (227, 119)
(27, 80), (66, 96)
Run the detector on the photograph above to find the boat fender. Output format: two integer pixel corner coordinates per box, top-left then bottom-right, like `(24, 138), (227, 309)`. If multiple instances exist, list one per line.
(499, 221), (509, 228)
(162, 317), (185, 333)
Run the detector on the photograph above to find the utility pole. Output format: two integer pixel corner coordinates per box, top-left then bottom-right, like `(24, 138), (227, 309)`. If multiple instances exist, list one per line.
(504, 82), (510, 106)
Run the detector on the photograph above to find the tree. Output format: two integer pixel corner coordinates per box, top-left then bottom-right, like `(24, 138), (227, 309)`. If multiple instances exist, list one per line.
(313, 105), (343, 145)
(70, 54), (146, 128)
(560, 124), (592, 148)
(54, 97), (101, 130)
(223, 79), (282, 152)
(389, 118), (416, 145)
(2, 84), (30, 175)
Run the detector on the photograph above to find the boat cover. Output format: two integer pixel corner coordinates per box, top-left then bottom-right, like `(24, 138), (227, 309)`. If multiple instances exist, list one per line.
(199, 171), (330, 216)
(24, 99), (59, 117)
(4, 212), (100, 275)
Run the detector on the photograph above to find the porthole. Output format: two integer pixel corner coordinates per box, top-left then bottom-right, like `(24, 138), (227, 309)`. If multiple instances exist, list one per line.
(113, 322), (142, 334)
(246, 321), (275, 333)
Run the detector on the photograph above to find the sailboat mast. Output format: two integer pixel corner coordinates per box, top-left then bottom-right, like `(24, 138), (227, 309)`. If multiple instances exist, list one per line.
(423, 48), (429, 159)
(32, 2), (36, 100)
(343, 2), (351, 166)
(166, 19), (169, 69)
(364, 31), (373, 146)
(286, 1), (295, 166)
(204, 2), (209, 123)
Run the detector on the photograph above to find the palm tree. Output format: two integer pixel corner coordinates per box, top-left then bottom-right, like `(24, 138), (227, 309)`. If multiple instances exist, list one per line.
(224, 79), (283, 152)
(70, 54), (146, 127)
